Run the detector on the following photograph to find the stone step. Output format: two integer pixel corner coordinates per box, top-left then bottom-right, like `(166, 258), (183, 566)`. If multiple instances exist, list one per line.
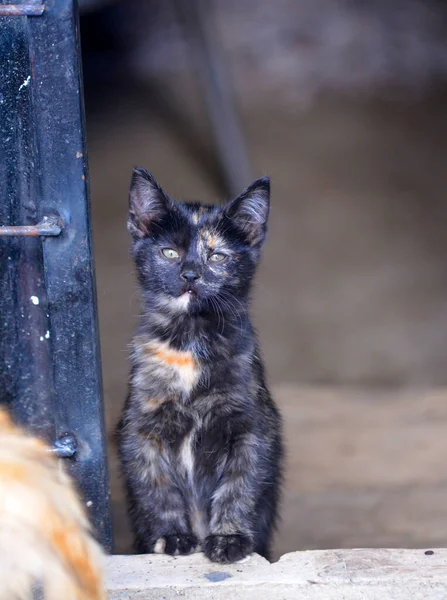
(106, 548), (447, 599)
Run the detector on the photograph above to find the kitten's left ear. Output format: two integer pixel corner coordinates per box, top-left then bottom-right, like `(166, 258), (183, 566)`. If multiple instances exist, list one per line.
(225, 177), (270, 245)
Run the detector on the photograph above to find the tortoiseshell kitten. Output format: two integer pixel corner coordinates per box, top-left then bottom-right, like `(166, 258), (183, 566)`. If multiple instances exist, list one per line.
(117, 169), (283, 563)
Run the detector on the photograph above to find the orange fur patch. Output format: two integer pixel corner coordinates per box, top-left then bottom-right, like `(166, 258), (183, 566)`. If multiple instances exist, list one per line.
(0, 462), (28, 482)
(155, 349), (195, 369)
(139, 432), (164, 453)
(138, 340), (200, 392)
(202, 230), (216, 249)
(50, 524), (100, 598)
(145, 397), (169, 410)
(0, 410), (14, 431)
(145, 343), (196, 370)
(0, 407), (105, 600)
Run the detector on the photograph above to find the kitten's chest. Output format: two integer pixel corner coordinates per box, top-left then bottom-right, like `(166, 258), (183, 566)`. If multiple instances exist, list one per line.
(133, 336), (202, 396)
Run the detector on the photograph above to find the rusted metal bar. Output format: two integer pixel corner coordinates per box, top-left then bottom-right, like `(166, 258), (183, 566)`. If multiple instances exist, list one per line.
(0, 4), (45, 16)
(0, 215), (63, 237)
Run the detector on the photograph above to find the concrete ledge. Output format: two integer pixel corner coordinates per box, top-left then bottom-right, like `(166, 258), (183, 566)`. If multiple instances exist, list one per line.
(106, 548), (447, 599)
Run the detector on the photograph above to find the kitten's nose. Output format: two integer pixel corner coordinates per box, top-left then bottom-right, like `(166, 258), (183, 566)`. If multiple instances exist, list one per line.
(181, 270), (201, 282)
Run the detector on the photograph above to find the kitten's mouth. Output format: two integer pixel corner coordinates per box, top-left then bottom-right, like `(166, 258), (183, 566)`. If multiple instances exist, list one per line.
(181, 287), (198, 299)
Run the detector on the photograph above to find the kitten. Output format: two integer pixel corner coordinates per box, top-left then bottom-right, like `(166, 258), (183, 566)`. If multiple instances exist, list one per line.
(118, 169), (283, 563)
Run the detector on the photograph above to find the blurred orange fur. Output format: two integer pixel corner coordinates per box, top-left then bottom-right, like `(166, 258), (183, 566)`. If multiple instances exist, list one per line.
(0, 408), (104, 600)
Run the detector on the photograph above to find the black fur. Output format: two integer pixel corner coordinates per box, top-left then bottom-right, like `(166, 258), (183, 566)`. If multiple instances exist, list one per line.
(117, 168), (283, 563)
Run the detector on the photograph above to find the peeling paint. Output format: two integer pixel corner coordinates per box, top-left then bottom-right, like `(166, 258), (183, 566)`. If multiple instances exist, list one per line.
(18, 75), (31, 92)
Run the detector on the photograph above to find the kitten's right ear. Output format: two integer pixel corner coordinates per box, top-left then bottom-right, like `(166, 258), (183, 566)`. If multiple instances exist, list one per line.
(128, 168), (171, 238)
(225, 177), (270, 245)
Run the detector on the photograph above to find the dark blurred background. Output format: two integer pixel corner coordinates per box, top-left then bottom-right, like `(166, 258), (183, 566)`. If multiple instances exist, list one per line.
(78, 0), (447, 557)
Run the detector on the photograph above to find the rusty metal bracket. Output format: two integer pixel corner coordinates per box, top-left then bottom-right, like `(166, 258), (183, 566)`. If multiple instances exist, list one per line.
(0, 214), (63, 237)
(0, 4), (45, 16)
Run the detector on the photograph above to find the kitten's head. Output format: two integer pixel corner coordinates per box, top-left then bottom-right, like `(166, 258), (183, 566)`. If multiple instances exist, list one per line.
(128, 168), (270, 313)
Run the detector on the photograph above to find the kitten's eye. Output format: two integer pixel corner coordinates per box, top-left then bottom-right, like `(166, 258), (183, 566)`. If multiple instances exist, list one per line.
(209, 252), (226, 262)
(161, 248), (179, 259)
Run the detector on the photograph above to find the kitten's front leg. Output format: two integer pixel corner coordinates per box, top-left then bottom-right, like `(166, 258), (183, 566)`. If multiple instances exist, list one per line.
(119, 430), (197, 556)
(204, 422), (260, 563)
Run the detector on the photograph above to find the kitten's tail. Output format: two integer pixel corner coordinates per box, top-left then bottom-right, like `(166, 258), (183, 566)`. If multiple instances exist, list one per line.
(0, 408), (105, 600)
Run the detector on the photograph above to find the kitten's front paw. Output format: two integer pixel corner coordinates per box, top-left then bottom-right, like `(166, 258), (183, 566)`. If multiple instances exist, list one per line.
(204, 534), (253, 563)
(154, 534), (198, 556)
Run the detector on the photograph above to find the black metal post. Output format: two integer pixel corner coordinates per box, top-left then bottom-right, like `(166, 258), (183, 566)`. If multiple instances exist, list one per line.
(0, 0), (56, 442)
(0, 0), (112, 550)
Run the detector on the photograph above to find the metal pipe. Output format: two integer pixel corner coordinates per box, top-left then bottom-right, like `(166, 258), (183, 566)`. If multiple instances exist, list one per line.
(0, 215), (63, 237)
(0, 4), (45, 16)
